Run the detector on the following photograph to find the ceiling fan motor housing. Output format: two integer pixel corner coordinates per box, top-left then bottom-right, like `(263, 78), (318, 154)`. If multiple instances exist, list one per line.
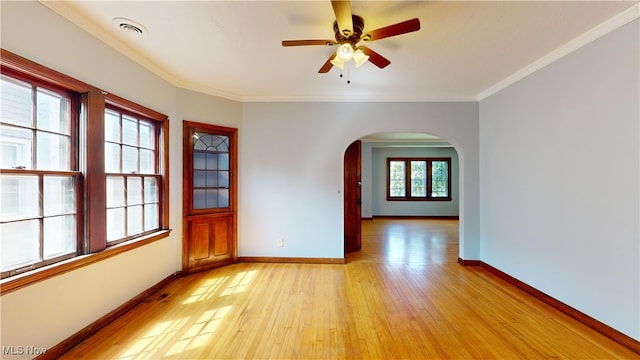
(333, 15), (366, 45)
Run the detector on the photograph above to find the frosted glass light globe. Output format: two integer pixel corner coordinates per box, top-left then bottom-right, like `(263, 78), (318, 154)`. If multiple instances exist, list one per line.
(336, 43), (354, 61)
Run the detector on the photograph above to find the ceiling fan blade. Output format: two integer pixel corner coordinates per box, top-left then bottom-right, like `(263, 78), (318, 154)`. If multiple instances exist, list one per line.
(282, 40), (337, 47)
(359, 46), (391, 69)
(362, 18), (420, 42)
(318, 51), (337, 73)
(331, 0), (353, 37)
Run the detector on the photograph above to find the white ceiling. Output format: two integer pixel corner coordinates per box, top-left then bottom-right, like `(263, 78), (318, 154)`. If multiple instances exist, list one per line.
(41, 1), (639, 102)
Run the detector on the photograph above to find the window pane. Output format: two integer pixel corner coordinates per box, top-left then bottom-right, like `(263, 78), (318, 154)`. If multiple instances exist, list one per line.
(105, 143), (121, 173)
(207, 171), (218, 187)
(206, 189), (218, 208)
(139, 120), (154, 149)
(144, 203), (159, 231)
(127, 205), (143, 236)
(194, 152), (206, 169)
(1, 219), (40, 271)
(106, 208), (125, 241)
(218, 153), (229, 170)
(193, 134), (209, 151)
(1, 75), (32, 127)
(194, 170), (206, 188)
(43, 215), (76, 259)
(193, 134), (229, 152)
(127, 177), (143, 205)
(44, 176), (75, 216)
(139, 149), (154, 174)
(218, 171), (229, 188)
(389, 161), (405, 197)
(144, 177), (158, 203)
(193, 189), (206, 209)
(217, 189), (229, 208)
(122, 116), (138, 146)
(212, 135), (229, 152)
(410, 161), (427, 197)
(431, 161), (449, 197)
(37, 132), (70, 170)
(106, 176), (125, 207)
(122, 145), (138, 173)
(206, 153), (218, 169)
(0, 125), (33, 169)
(0, 174), (39, 222)
(105, 110), (120, 143)
(36, 88), (70, 134)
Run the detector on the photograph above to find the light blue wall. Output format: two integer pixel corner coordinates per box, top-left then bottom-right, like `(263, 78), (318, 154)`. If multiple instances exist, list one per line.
(240, 101), (480, 260)
(363, 145), (459, 217)
(479, 19), (639, 340)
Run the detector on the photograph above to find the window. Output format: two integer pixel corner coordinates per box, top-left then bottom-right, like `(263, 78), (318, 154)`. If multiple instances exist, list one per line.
(105, 107), (161, 244)
(387, 158), (451, 201)
(1, 74), (80, 276)
(0, 49), (169, 288)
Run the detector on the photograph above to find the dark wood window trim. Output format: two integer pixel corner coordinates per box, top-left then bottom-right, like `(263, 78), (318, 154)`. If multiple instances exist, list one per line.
(386, 157), (452, 201)
(0, 49), (170, 294)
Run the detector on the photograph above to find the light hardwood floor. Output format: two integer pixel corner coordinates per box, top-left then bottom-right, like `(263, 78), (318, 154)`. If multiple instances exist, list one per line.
(61, 219), (637, 359)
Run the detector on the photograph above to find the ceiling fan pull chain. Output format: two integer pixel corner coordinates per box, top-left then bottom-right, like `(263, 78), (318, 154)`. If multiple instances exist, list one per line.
(347, 64), (351, 84)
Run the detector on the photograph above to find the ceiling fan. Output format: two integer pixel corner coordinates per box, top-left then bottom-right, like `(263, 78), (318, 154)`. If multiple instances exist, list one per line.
(281, 0), (421, 73)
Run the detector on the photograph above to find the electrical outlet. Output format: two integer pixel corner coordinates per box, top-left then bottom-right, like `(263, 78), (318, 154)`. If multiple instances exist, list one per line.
(277, 238), (284, 247)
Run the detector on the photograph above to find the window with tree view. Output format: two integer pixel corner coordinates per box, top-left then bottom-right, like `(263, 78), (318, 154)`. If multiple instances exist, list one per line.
(387, 158), (451, 201)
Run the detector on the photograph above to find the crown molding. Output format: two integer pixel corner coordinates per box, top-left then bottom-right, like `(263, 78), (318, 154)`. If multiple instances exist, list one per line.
(39, 1), (639, 104)
(39, 0), (246, 102)
(175, 80), (243, 102)
(478, 3), (640, 101)
(240, 95), (478, 103)
(35, 0), (479, 104)
(38, 1), (182, 87)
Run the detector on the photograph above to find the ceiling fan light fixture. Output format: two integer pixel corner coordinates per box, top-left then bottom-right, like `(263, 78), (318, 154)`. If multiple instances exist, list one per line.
(330, 56), (345, 70)
(353, 48), (369, 68)
(282, 1), (421, 75)
(336, 43), (354, 62)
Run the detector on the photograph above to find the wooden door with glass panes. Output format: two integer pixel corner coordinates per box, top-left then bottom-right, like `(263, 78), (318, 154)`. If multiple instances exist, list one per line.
(182, 121), (237, 273)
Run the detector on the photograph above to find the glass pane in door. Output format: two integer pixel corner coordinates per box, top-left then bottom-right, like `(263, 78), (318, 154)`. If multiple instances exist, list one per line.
(193, 132), (230, 210)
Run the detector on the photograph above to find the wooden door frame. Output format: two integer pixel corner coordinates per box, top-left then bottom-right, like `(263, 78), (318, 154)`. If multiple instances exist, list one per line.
(182, 121), (238, 272)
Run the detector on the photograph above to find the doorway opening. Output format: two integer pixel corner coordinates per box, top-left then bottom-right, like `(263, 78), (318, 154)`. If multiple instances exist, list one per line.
(343, 132), (461, 260)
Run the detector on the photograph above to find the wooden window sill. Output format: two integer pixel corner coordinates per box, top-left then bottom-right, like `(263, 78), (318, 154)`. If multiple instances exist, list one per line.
(0, 229), (171, 296)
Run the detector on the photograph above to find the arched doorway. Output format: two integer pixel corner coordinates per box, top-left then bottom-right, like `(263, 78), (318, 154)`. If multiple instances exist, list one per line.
(344, 132), (460, 257)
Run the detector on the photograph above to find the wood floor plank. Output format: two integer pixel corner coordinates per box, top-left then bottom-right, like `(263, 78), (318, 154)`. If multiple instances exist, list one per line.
(60, 219), (637, 359)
